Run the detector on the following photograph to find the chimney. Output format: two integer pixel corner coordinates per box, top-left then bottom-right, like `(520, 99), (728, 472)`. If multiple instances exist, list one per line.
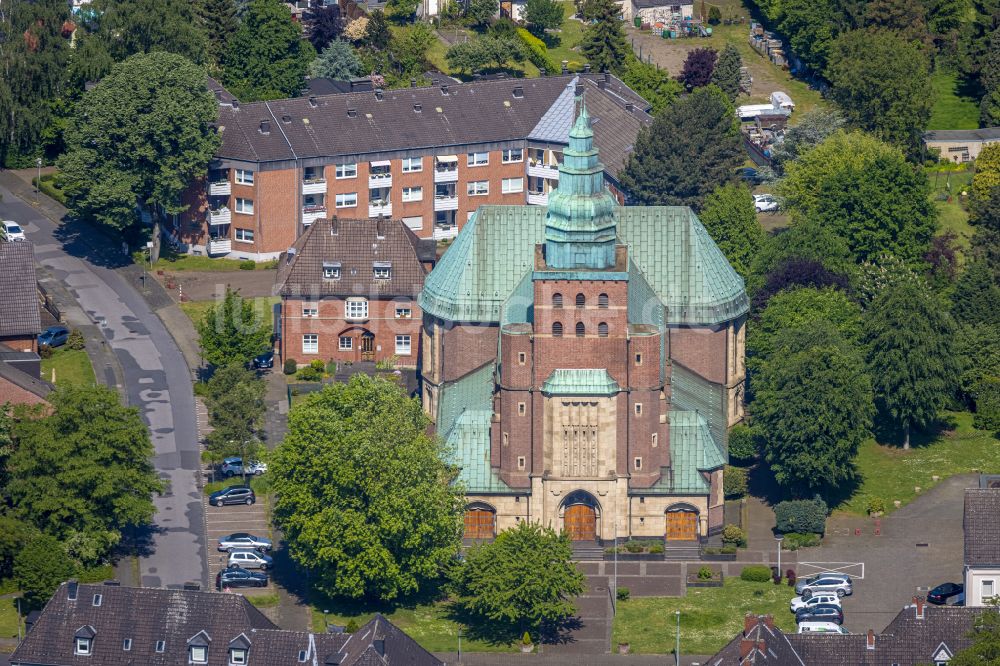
(373, 639), (385, 656)
(330, 218), (339, 235)
(286, 247), (297, 263)
(282, 114), (291, 123)
(738, 640), (756, 660)
(625, 102), (634, 112)
(743, 614), (756, 637)
(232, 99), (239, 109)
(441, 84), (449, 95)
(913, 596), (925, 619)
(866, 629), (875, 650)
(259, 119), (270, 134)
(513, 86), (524, 98)
(598, 79), (606, 90)
(103, 580), (120, 586)
(414, 103), (422, 112)
(308, 96), (318, 107)
(561, 60), (568, 74)
(761, 615), (774, 630)
(584, 63), (591, 73)
(183, 581), (201, 591)
(431, 78), (439, 85)
(374, 89), (383, 101)
(410, 78), (417, 87)
(541, 68), (547, 76)
(604, 72), (611, 83)
(347, 108), (357, 118)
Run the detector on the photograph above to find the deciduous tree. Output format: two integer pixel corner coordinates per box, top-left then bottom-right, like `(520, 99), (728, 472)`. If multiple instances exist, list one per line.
(196, 288), (271, 368)
(951, 607), (1000, 665)
(525, 0), (564, 37)
(450, 521), (585, 637)
(90, 0), (208, 66)
(698, 183), (762, 280)
(747, 217), (854, 295)
(446, 35), (527, 73)
(677, 47), (717, 90)
(305, 0), (346, 49)
(270, 375), (463, 600)
(953, 260), (1000, 326)
(864, 278), (959, 448)
(466, 0), (498, 31)
(58, 51), (220, 231)
(973, 144), (1000, 202)
(620, 85), (741, 209)
(621, 58), (682, 115)
(203, 364), (266, 456)
(580, 0), (629, 74)
(754, 322), (873, 498)
(711, 44), (741, 100)
(778, 0), (842, 73)
(767, 108), (845, 176)
(310, 40), (364, 79)
(14, 534), (76, 610)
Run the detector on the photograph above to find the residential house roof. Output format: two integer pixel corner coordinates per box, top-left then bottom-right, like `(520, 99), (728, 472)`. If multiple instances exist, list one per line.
(215, 74), (651, 178)
(924, 127), (1000, 142)
(0, 356), (52, 404)
(964, 488), (1000, 566)
(0, 241), (41, 339)
(275, 217), (430, 299)
(10, 582), (441, 666)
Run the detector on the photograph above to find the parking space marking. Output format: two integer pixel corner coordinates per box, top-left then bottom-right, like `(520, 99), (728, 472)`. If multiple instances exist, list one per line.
(798, 562), (866, 580)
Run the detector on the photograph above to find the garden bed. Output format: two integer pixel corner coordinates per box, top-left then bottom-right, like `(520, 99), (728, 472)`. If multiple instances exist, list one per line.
(686, 572), (725, 588)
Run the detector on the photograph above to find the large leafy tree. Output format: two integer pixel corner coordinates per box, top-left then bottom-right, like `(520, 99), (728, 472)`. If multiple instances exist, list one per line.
(862, 0), (930, 47)
(270, 375), (463, 600)
(747, 217), (854, 295)
(196, 0), (240, 68)
(89, 0), (208, 66)
(711, 44), (741, 101)
(466, 0), (498, 31)
(450, 521), (585, 638)
(953, 260), (1000, 326)
(778, 0), (842, 73)
(621, 58), (682, 115)
(620, 85), (741, 209)
(196, 288), (271, 368)
(754, 323), (874, 499)
(973, 144), (1000, 202)
(962, 0), (1000, 83)
(446, 36), (528, 73)
(525, 0), (564, 37)
(223, 0), (316, 101)
(305, 0), (346, 50)
(203, 364), (266, 456)
(698, 183), (762, 281)
(677, 47), (717, 90)
(58, 51), (220, 231)
(864, 279), (959, 448)
(580, 0), (629, 74)
(826, 29), (933, 156)
(767, 108), (845, 176)
(310, 40), (363, 79)
(7, 386), (163, 565)
(777, 131), (937, 264)
(15, 534), (77, 611)
(0, 0), (71, 166)
(951, 607), (1000, 665)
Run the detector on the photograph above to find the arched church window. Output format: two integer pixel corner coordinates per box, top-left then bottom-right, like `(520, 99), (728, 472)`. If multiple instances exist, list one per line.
(575, 322), (585, 337)
(576, 293), (586, 308)
(598, 293), (609, 308)
(598, 322), (609, 337)
(553, 293), (563, 308)
(552, 322), (563, 337)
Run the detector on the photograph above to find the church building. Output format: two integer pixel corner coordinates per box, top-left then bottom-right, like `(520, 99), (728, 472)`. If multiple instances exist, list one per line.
(418, 93), (749, 544)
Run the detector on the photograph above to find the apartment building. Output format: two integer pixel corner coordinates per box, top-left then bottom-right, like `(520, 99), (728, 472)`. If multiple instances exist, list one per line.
(171, 73), (651, 260)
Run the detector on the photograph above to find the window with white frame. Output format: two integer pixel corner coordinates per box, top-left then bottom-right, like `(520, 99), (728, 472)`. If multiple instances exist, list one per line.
(345, 298), (368, 320)
(395, 334), (411, 355)
(155, 641), (166, 653)
(502, 148), (523, 163)
(75, 638), (92, 655)
(302, 303), (318, 317)
(373, 262), (392, 279)
(335, 163), (357, 178)
(339, 336), (353, 350)
(302, 334), (318, 354)
(402, 186), (423, 202)
(402, 157), (423, 172)
(467, 151), (489, 166)
(467, 180), (488, 196)
(235, 169), (254, 185)
(230, 648), (248, 665)
(984, 580), (995, 599)
(235, 228), (254, 242)
(322, 262), (340, 279)
(335, 192), (357, 208)
(395, 306), (412, 318)
(234, 198), (253, 214)
(191, 646), (208, 663)
(502, 177), (523, 194)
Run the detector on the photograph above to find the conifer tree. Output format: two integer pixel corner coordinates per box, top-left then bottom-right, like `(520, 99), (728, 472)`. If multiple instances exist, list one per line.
(711, 44), (742, 100)
(580, 0), (629, 74)
(197, 0), (240, 68)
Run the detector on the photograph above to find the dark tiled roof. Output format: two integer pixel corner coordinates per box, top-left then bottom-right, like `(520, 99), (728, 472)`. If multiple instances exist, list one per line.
(275, 217), (427, 298)
(10, 583), (442, 666)
(0, 357), (52, 400)
(216, 74), (650, 173)
(964, 488), (1000, 566)
(0, 241), (41, 338)
(924, 127), (1000, 142)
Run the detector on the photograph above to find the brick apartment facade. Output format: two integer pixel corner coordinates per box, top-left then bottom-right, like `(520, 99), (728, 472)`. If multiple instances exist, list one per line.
(274, 217), (434, 367)
(171, 73), (650, 260)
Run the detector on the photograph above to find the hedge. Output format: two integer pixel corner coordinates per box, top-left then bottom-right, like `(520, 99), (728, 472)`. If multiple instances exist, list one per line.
(728, 424), (756, 462)
(974, 376), (1000, 431)
(723, 465), (747, 498)
(774, 497), (828, 535)
(516, 28), (559, 75)
(740, 565), (772, 583)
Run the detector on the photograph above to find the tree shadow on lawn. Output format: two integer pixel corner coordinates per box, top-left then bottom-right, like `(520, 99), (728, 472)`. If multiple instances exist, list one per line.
(871, 414), (958, 450)
(444, 601), (582, 646)
(747, 458), (861, 512)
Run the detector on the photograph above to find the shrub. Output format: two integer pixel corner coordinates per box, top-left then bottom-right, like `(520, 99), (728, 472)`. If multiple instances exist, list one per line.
(326, 360), (338, 375)
(708, 5), (721, 23)
(786, 569), (797, 586)
(616, 586), (630, 601)
(973, 376), (1000, 431)
(38, 344), (52, 359)
(865, 496), (886, 515)
(522, 631), (532, 646)
(67, 329), (86, 350)
(721, 545), (737, 554)
(781, 532), (820, 550)
(721, 524), (747, 547)
(723, 465), (748, 498)
(239, 260), (256, 270)
(297, 364), (323, 381)
(344, 619), (360, 633)
(283, 358), (298, 375)
(516, 27), (559, 74)
(728, 424), (756, 462)
(740, 565), (773, 583)
(648, 543), (664, 554)
(774, 497), (828, 535)
(697, 565), (714, 580)
(624, 540), (644, 553)
(309, 359), (325, 371)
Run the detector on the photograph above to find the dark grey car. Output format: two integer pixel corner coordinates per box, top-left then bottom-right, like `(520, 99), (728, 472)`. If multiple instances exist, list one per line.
(209, 485), (255, 506)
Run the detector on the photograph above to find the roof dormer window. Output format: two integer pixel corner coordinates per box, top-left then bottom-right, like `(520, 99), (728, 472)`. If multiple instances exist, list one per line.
(322, 261), (341, 280)
(76, 637), (92, 655)
(74, 625), (96, 656)
(373, 261), (392, 279)
(191, 645), (208, 663)
(230, 647), (248, 665)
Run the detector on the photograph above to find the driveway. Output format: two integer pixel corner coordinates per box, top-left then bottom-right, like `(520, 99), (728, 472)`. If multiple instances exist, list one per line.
(0, 176), (206, 590)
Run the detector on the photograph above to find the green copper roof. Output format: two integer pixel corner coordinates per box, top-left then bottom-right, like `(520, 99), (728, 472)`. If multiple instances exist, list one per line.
(638, 410), (726, 495)
(541, 369), (621, 396)
(671, 363), (728, 451)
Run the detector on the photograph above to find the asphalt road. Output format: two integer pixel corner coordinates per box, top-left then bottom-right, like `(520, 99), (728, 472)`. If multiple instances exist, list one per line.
(0, 182), (206, 590)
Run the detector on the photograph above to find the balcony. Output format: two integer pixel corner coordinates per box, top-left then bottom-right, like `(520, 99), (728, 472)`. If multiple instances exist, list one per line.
(207, 238), (232, 255)
(527, 190), (548, 206)
(208, 207), (231, 225)
(433, 224), (458, 240)
(368, 172), (392, 189)
(369, 198), (392, 218)
(434, 194), (459, 211)
(527, 161), (560, 180)
(208, 180), (231, 196)
(434, 167), (458, 183)
(302, 178), (327, 195)
(302, 205), (327, 226)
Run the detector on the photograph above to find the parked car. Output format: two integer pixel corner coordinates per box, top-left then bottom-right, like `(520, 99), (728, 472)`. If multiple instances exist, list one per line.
(790, 592), (842, 613)
(251, 350), (274, 370)
(227, 548), (273, 571)
(218, 533), (273, 553)
(795, 573), (853, 599)
(927, 582), (963, 605)
(209, 485), (255, 506)
(795, 604), (844, 625)
(797, 622), (849, 635)
(1, 220), (26, 242)
(216, 565), (267, 590)
(740, 167), (766, 185)
(951, 591), (965, 607)
(753, 194), (779, 212)
(38, 325), (70, 348)
(220, 457), (267, 478)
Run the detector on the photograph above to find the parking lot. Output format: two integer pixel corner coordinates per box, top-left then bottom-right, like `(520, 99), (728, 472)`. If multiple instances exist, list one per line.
(204, 489), (273, 590)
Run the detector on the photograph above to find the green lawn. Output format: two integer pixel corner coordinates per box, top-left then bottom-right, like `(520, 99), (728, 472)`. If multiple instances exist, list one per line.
(179, 296), (278, 332)
(310, 602), (516, 653)
(0, 595), (22, 641)
(928, 69), (980, 131)
(926, 167), (974, 254)
(40, 347), (96, 386)
(151, 254), (275, 272)
(839, 412), (1000, 516)
(612, 578), (796, 654)
(545, 3), (588, 68)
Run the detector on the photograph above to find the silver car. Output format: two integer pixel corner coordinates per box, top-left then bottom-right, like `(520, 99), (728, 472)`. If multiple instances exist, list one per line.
(795, 573), (853, 599)
(217, 532), (273, 552)
(227, 548), (273, 570)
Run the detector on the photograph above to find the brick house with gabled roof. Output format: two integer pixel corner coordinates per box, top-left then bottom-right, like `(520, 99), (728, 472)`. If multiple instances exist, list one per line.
(963, 485), (1000, 606)
(274, 217), (435, 368)
(0, 241), (41, 354)
(10, 581), (442, 666)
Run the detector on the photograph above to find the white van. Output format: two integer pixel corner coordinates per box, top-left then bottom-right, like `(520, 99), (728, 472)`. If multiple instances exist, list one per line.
(227, 548), (273, 570)
(797, 622), (849, 635)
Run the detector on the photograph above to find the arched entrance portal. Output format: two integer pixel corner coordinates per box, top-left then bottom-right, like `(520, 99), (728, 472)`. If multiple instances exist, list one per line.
(561, 490), (600, 541)
(463, 502), (496, 539)
(666, 504), (699, 541)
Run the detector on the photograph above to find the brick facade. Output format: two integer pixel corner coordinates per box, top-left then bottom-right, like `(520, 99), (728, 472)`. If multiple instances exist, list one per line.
(1, 336), (38, 354)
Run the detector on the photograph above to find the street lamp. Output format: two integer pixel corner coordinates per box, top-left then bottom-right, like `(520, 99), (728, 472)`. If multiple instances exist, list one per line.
(674, 610), (680, 666)
(457, 628), (462, 664)
(35, 157), (42, 195)
(775, 534), (785, 583)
